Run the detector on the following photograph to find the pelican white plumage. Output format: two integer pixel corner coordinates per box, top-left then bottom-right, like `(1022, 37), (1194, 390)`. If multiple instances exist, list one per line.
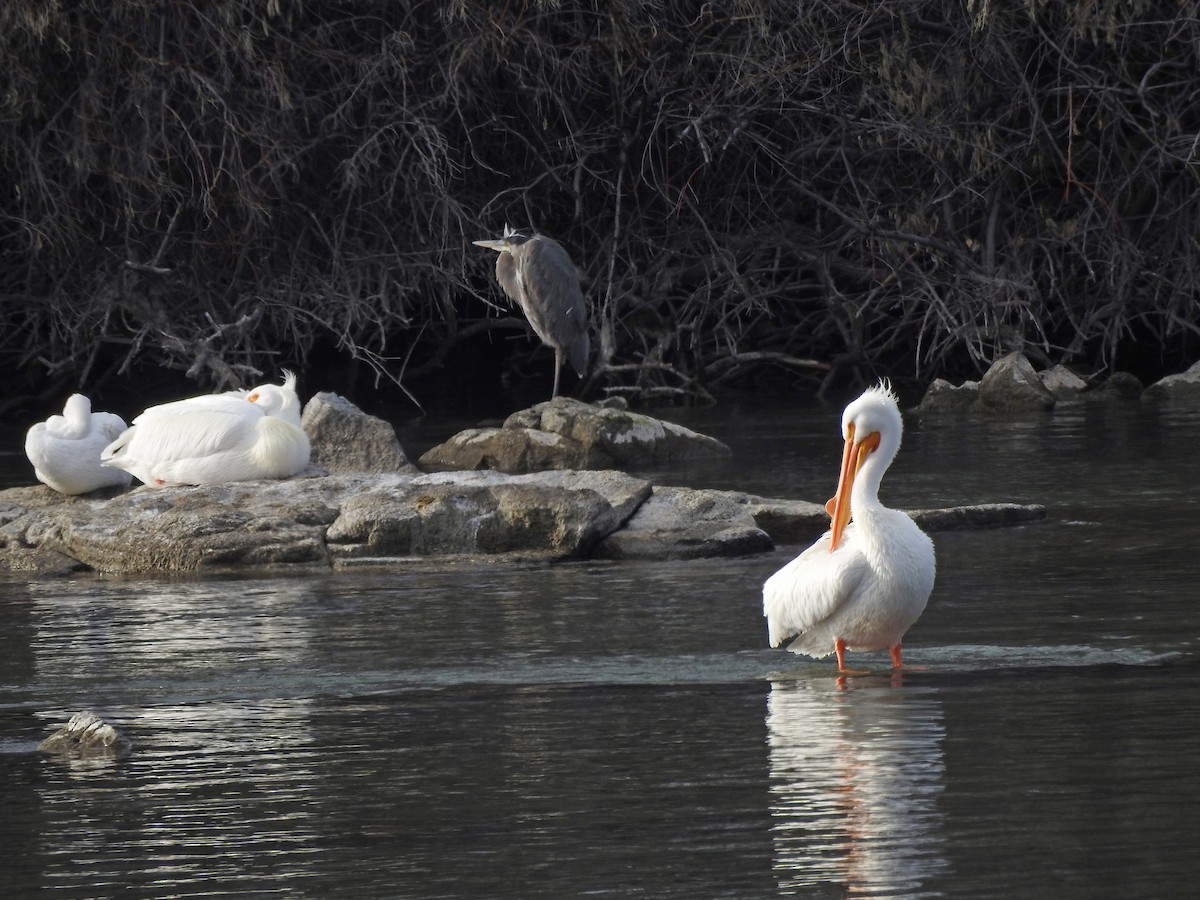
(763, 383), (935, 673)
(24, 394), (133, 495)
(100, 372), (311, 487)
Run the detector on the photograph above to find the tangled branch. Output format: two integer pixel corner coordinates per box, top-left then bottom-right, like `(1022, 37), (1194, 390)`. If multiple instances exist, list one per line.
(0, 1), (1197, 410)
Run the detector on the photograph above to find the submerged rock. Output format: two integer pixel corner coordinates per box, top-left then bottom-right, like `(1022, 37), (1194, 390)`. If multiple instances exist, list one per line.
(38, 712), (132, 757)
(1097, 371), (1144, 400)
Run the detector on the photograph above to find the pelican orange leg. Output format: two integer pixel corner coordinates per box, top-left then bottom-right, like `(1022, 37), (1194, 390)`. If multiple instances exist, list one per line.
(834, 639), (870, 675)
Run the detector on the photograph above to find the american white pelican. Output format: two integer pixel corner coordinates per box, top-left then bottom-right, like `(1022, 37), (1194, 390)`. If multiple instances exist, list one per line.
(100, 372), (311, 487)
(763, 383), (935, 673)
(24, 394), (133, 495)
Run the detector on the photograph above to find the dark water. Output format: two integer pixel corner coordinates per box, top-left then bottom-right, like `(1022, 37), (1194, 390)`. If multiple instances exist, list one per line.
(3, 397), (1200, 897)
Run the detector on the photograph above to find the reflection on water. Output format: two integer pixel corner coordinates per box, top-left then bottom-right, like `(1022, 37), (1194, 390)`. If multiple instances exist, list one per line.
(767, 678), (947, 897)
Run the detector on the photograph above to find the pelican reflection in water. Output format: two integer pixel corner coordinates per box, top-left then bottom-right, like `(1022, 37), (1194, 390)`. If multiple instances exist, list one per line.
(766, 679), (949, 894)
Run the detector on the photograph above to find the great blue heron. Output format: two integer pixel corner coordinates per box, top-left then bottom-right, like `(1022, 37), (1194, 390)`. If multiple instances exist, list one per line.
(473, 226), (590, 398)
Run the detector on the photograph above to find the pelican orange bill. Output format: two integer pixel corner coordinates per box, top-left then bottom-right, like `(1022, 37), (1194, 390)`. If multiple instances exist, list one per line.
(827, 423), (881, 551)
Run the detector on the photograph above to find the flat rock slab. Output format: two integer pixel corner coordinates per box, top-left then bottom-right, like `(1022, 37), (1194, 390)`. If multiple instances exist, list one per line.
(0, 472), (1047, 576)
(594, 487), (775, 560)
(0, 470), (653, 575)
(593, 488), (1045, 560)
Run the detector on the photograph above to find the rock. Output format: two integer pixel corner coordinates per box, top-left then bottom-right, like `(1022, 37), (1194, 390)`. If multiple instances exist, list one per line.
(417, 426), (588, 473)
(0, 471), (651, 574)
(906, 503), (1047, 531)
(419, 396), (732, 474)
(301, 392), (417, 473)
(594, 487), (773, 560)
(742, 496), (830, 544)
(0, 464), (1049, 574)
(592, 485), (1047, 560)
(1038, 365), (1088, 400)
(1143, 361), (1200, 403)
(977, 352), (1057, 412)
(917, 378), (980, 412)
(1092, 371), (1143, 400)
(38, 712), (132, 757)
(325, 470), (650, 563)
(919, 364), (1145, 411)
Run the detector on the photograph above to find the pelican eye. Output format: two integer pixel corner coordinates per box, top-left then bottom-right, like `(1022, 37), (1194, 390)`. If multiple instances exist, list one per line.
(247, 392), (260, 403)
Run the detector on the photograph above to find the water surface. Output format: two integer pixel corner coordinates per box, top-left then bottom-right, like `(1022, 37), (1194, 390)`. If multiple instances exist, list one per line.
(2, 397), (1200, 897)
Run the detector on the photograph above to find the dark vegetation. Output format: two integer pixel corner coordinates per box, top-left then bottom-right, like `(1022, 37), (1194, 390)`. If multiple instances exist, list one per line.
(2, 1), (1198, 418)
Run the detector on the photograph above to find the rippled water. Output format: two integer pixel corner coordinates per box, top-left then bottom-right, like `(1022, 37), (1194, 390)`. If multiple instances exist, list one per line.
(3, 397), (1200, 897)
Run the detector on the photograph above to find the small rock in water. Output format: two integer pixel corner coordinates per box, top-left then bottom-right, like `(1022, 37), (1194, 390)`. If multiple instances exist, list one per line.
(978, 352), (1056, 412)
(37, 712), (132, 756)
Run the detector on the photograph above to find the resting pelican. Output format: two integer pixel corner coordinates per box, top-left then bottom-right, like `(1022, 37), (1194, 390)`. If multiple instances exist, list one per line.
(24, 394), (133, 495)
(763, 383), (935, 673)
(101, 372), (311, 487)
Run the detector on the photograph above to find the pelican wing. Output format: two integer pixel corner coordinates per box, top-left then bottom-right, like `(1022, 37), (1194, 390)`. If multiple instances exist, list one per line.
(763, 526), (871, 650)
(103, 405), (260, 469)
(131, 393), (249, 424)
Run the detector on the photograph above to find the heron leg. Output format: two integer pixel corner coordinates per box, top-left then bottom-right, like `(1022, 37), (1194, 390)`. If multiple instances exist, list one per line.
(552, 348), (563, 398)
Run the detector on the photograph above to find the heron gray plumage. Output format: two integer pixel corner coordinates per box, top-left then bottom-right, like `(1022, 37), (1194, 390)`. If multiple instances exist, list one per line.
(473, 226), (590, 398)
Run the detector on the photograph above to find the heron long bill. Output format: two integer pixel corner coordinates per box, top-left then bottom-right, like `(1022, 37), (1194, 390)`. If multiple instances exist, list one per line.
(472, 238), (509, 251)
(826, 423), (881, 551)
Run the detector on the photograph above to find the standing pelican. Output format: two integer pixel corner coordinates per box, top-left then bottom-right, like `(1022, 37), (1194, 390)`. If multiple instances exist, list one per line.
(100, 372), (310, 487)
(24, 394), (133, 495)
(763, 383), (935, 673)
(473, 226), (590, 398)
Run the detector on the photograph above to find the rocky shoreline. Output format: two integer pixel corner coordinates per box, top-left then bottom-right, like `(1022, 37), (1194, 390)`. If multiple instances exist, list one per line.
(12, 346), (1200, 577)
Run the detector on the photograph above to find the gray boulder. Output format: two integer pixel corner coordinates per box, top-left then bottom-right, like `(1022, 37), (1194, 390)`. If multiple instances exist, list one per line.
(325, 470), (650, 564)
(1038, 365), (1088, 400)
(419, 396), (731, 474)
(302, 392), (417, 474)
(917, 378), (980, 412)
(978, 352), (1057, 412)
(1143, 360), (1200, 403)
